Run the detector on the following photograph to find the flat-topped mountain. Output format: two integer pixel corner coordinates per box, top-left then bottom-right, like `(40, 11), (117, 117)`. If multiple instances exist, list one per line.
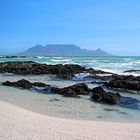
(16, 44), (112, 56)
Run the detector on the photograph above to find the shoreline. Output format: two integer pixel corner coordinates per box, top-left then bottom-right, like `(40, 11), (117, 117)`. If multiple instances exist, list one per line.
(0, 100), (140, 140)
(0, 84), (140, 123)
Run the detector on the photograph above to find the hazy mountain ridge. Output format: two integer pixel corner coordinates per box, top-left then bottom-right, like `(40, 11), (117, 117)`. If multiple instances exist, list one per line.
(16, 44), (112, 56)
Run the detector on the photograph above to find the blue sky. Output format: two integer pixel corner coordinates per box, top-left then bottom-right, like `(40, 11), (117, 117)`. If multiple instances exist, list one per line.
(0, 0), (140, 55)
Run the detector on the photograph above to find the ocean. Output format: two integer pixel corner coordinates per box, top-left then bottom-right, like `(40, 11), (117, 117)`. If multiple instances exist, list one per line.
(0, 56), (140, 122)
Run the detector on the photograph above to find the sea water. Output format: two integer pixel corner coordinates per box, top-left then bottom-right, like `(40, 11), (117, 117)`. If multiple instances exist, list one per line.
(0, 56), (140, 122)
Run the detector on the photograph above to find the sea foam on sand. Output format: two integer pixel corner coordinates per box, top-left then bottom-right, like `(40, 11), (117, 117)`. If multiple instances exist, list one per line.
(0, 100), (140, 140)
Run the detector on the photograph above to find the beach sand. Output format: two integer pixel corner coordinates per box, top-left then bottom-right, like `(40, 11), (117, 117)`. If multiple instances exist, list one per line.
(0, 100), (140, 140)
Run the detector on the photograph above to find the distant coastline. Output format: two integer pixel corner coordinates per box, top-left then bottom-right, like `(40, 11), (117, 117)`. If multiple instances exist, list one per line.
(14, 44), (112, 56)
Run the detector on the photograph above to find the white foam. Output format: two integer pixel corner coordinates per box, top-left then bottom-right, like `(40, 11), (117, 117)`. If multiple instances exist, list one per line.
(74, 73), (91, 80)
(37, 56), (45, 59)
(51, 59), (71, 62)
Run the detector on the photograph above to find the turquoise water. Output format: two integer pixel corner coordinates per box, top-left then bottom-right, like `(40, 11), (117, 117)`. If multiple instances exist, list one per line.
(0, 56), (140, 122)
(0, 74), (140, 123)
(1, 56), (140, 75)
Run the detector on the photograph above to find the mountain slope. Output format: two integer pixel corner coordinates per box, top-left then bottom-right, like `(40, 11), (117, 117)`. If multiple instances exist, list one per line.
(16, 44), (112, 56)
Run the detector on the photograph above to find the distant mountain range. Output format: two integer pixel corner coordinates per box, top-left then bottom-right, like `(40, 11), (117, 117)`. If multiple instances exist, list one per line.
(16, 44), (112, 56)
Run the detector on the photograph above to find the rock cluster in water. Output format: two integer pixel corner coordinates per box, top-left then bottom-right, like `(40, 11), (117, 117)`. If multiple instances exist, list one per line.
(85, 74), (140, 92)
(91, 87), (121, 104)
(3, 79), (89, 98)
(1, 61), (140, 108)
(51, 83), (89, 97)
(2, 79), (48, 89)
(0, 61), (109, 80)
(105, 80), (140, 91)
(2, 79), (140, 108)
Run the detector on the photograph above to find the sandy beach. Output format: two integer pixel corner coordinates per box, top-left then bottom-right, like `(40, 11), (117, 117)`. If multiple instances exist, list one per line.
(0, 100), (139, 140)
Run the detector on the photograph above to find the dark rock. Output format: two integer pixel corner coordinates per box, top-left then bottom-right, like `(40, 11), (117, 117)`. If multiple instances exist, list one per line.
(105, 80), (140, 91)
(2, 79), (47, 89)
(91, 87), (140, 109)
(87, 73), (140, 91)
(3, 79), (32, 89)
(91, 87), (121, 105)
(57, 74), (74, 80)
(0, 61), (114, 80)
(85, 74), (140, 83)
(86, 68), (112, 75)
(2, 81), (14, 87)
(32, 82), (47, 87)
(0, 62), (85, 79)
(51, 83), (89, 97)
(123, 70), (140, 73)
(91, 86), (105, 94)
(91, 81), (107, 84)
(2, 79), (89, 98)
(84, 75), (111, 82)
(112, 75), (140, 81)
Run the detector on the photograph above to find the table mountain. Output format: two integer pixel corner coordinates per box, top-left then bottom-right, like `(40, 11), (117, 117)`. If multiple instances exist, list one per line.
(16, 44), (112, 56)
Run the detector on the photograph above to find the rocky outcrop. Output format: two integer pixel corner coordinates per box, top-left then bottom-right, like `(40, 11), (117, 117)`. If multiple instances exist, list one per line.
(111, 75), (140, 81)
(91, 87), (121, 105)
(0, 61), (85, 79)
(31, 82), (47, 87)
(86, 68), (112, 75)
(2, 79), (89, 97)
(2, 79), (140, 108)
(2, 79), (48, 89)
(85, 74), (140, 82)
(91, 86), (140, 108)
(51, 83), (89, 97)
(85, 73), (140, 92)
(123, 70), (140, 73)
(0, 61), (114, 80)
(105, 80), (140, 91)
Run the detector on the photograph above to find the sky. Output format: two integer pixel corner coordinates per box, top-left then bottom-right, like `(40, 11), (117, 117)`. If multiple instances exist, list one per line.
(0, 0), (140, 55)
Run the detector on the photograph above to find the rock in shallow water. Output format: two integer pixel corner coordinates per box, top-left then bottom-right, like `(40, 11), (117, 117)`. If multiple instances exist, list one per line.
(51, 83), (89, 97)
(91, 87), (140, 109)
(91, 87), (121, 105)
(2, 79), (48, 89)
(85, 74), (140, 82)
(31, 82), (47, 87)
(2, 79), (89, 97)
(86, 73), (140, 91)
(0, 61), (86, 79)
(105, 80), (140, 91)
(0, 61), (112, 80)
(2, 79), (140, 109)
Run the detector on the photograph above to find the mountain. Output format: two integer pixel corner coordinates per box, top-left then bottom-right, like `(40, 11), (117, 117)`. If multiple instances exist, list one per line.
(16, 44), (112, 56)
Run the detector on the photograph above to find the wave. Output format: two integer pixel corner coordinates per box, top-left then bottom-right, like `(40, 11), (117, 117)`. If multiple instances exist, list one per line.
(36, 56), (45, 59)
(74, 73), (90, 80)
(50, 59), (71, 62)
(50, 58), (74, 64)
